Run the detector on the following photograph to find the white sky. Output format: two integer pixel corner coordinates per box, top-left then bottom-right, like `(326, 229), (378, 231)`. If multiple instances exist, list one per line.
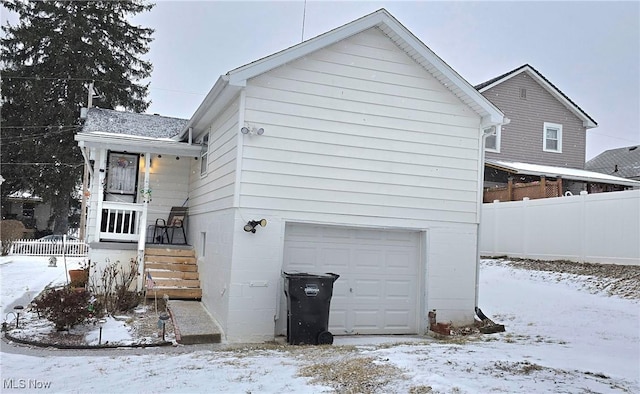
(2, 1), (639, 160)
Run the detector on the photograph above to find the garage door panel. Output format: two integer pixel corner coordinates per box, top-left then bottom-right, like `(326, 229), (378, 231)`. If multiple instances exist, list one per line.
(384, 310), (413, 330)
(386, 280), (413, 300)
(354, 249), (384, 269)
(284, 223), (420, 335)
(320, 247), (351, 271)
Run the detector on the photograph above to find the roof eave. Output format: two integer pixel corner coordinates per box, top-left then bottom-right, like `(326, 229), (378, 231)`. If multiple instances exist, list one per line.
(76, 132), (201, 157)
(486, 161), (640, 187)
(226, 8), (506, 128)
(177, 75), (243, 140)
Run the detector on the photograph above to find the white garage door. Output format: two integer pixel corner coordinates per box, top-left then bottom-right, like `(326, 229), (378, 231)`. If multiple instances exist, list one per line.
(282, 223), (421, 335)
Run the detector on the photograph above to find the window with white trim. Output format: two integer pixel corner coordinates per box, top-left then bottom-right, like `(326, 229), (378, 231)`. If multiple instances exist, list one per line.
(200, 133), (209, 175)
(543, 122), (562, 153)
(485, 126), (500, 152)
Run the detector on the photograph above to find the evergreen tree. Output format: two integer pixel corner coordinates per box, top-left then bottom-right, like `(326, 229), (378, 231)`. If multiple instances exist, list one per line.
(1, 0), (154, 234)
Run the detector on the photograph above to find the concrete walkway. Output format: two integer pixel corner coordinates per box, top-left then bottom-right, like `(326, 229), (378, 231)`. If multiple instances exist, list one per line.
(168, 300), (222, 344)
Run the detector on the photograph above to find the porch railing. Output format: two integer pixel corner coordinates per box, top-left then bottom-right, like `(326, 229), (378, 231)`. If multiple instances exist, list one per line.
(99, 201), (144, 242)
(10, 239), (89, 257)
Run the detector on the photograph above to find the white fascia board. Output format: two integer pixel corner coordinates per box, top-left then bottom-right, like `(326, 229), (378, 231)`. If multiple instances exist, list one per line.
(75, 132), (201, 157)
(227, 10), (389, 85)
(177, 75), (242, 140)
(380, 17), (505, 127)
(479, 66), (597, 129)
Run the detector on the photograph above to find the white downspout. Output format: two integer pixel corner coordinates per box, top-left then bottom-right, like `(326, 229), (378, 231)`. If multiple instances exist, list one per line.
(475, 125), (498, 308)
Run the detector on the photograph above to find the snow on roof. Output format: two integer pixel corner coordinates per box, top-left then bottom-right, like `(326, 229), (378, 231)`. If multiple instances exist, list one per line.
(486, 159), (640, 187)
(81, 108), (188, 139)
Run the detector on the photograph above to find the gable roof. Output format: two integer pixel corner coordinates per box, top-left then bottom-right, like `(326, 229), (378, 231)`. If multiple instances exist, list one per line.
(180, 8), (506, 139)
(475, 64), (597, 129)
(76, 108), (200, 157)
(486, 159), (640, 187)
(585, 145), (640, 180)
(81, 108), (188, 138)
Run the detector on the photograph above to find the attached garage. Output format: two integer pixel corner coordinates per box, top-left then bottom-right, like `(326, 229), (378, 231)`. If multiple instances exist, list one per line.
(280, 223), (422, 336)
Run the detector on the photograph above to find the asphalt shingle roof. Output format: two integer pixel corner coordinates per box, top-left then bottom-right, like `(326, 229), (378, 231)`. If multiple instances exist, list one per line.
(81, 108), (188, 139)
(585, 145), (640, 180)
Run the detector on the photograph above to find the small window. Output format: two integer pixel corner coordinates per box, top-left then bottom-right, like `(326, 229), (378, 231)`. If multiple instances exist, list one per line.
(484, 126), (500, 153)
(543, 122), (562, 153)
(200, 133), (209, 175)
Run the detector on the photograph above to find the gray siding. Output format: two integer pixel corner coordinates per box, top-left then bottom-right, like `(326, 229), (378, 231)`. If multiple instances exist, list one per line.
(482, 72), (586, 169)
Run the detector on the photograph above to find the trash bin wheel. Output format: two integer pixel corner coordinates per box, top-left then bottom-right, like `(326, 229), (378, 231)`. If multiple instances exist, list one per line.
(317, 330), (333, 345)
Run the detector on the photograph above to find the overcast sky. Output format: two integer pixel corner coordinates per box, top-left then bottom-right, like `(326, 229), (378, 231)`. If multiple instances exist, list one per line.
(3, 1), (639, 160)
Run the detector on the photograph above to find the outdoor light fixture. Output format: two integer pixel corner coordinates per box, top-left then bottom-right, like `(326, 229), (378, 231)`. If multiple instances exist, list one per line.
(240, 126), (265, 135)
(243, 219), (267, 233)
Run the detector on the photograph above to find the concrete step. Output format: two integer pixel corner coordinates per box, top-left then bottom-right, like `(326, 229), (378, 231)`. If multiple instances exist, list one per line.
(146, 287), (202, 300)
(168, 300), (222, 344)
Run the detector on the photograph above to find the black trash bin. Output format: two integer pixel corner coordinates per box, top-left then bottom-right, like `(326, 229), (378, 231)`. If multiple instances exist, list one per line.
(283, 272), (339, 345)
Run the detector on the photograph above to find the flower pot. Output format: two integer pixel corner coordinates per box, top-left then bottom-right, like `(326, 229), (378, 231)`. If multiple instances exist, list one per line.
(69, 269), (88, 288)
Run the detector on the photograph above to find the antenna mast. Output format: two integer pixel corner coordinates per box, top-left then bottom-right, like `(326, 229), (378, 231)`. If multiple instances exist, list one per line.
(301, 0), (307, 42)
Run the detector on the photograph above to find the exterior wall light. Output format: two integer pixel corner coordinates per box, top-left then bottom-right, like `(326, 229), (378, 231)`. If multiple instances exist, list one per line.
(240, 126), (265, 135)
(244, 219), (267, 233)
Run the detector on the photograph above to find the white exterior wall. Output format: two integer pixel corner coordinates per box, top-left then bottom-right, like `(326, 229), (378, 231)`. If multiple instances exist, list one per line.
(216, 28), (484, 341)
(187, 98), (241, 336)
(84, 149), (190, 244)
(240, 28), (481, 224)
(480, 190), (640, 265)
(138, 154), (191, 228)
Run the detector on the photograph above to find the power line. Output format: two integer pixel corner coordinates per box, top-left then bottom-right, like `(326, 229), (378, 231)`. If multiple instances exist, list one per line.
(1, 125), (80, 129)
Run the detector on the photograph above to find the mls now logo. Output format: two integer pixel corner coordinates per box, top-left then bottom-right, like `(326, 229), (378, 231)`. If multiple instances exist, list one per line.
(3, 379), (52, 389)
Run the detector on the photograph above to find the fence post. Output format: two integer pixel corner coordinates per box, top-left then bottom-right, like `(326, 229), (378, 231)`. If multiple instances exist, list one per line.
(556, 177), (563, 197)
(540, 176), (546, 198)
(507, 177), (513, 201)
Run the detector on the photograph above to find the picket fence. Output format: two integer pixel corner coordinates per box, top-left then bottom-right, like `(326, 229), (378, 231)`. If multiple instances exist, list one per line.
(9, 238), (89, 257)
(480, 189), (640, 265)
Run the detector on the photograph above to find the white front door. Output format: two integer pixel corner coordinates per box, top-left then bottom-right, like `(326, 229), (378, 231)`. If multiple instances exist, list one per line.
(281, 223), (421, 335)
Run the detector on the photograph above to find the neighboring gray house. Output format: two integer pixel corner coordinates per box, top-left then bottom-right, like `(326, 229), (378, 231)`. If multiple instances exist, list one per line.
(475, 64), (638, 199)
(476, 64), (597, 168)
(76, 9), (509, 342)
(586, 145), (640, 181)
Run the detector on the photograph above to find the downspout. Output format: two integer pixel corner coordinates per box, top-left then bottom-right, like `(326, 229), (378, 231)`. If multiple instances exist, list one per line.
(475, 126), (495, 308)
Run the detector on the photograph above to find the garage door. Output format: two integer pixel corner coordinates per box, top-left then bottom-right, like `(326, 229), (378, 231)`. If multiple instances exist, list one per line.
(282, 223), (421, 335)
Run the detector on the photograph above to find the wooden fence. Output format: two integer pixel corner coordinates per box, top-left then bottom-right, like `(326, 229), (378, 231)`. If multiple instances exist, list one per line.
(9, 239), (89, 257)
(484, 177), (562, 203)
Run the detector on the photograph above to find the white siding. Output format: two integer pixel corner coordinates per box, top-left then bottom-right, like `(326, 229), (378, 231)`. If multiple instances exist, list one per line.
(189, 98), (240, 215)
(139, 154), (190, 228)
(240, 28), (481, 224)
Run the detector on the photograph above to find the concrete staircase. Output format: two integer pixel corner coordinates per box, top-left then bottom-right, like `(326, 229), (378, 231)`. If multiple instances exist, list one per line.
(144, 247), (202, 300)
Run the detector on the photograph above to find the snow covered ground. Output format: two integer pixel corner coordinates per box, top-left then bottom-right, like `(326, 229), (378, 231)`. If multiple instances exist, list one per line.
(1, 256), (638, 393)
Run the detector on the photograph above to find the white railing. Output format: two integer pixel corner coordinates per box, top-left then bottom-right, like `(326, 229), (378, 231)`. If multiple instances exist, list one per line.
(99, 201), (144, 242)
(10, 238), (89, 257)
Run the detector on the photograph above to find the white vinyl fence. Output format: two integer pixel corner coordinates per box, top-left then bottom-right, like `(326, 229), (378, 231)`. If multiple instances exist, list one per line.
(9, 238), (89, 257)
(480, 189), (640, 265)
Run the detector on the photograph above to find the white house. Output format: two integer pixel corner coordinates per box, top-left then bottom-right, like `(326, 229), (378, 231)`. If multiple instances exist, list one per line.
(76, 9), (507, 342)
